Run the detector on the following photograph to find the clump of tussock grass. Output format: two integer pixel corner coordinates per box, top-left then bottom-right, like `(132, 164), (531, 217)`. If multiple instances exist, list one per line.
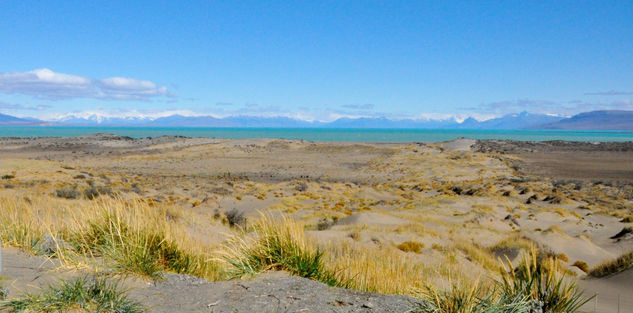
(72, 207), (212, 280)
(1, 276), (144, 313)
(412, 281), (530, 313)
(499, 249), (589, 313)
(397, 241), (424, 254)
(218, 213), (338, 284)
(572, 261), (589, 273)
(588, 250), (633, 277)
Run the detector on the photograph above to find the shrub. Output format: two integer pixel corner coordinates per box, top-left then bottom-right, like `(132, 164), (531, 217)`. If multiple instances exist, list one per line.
(1, 174), (14, 180)
(83, 186), (113, 200)
(55, 186), (80, 199)
(224, 209), (247, 228)
(572, 261), (589, 273)
(0, 276), (144, 313)
(620, 216), (633, 223)
(397, 241), (424, 254)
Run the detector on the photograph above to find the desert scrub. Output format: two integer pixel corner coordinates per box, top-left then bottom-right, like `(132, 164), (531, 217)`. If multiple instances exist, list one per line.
(218, 213), (338, 284)
(397, 241), (424, 253)
(589, 250), (633, 277)
(55, 186), (81, 199)
(1, 276), (144, 313)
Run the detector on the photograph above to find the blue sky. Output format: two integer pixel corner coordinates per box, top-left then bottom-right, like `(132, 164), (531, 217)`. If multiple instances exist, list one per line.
(0, 1), (632, 121)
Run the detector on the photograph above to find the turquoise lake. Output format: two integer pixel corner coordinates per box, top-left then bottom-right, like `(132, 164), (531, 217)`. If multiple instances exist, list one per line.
(0, 127), (632, 142)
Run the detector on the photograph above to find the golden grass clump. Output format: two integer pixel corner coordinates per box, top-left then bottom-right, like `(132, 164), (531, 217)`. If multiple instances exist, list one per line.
(217, 213), (336, 284)
(397, 241), (424, 253)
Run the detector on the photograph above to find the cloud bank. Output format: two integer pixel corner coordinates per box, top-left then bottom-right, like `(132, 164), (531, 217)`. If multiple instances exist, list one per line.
(0, 69), (169, 100)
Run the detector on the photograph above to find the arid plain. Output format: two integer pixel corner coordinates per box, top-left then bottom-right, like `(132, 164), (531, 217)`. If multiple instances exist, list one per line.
(0, 134), (632, 312)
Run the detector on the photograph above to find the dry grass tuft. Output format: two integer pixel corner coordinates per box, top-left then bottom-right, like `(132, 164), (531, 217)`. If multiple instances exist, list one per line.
(589, 250), (633, 277)
(397, 241), (424, 254)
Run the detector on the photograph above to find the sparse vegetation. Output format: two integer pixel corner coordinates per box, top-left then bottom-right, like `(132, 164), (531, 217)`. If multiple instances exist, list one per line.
(1, 276), (144, 313)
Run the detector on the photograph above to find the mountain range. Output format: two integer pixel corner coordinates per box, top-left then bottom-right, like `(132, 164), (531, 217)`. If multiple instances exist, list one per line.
(1, 110), (632, 130)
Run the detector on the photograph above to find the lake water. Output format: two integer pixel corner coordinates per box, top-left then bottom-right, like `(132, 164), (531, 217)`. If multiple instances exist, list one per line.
(0, 126), (632, 142)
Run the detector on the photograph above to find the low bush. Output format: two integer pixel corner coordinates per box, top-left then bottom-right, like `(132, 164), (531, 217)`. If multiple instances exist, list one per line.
(83, 186), (113, 200)
(55, 186), (81, 199)
(224, 209), (247, 228)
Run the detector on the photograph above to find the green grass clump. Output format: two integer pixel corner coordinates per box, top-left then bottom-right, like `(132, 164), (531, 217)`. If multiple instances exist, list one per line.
(219, 213), (340, 286)
(589, 250), (633, 278)
(397, 241), (424, 254)
(73, 209), (210, 280)
(1, 276), (144, 313)
(499, 250), (589, 313)
(413, 283), (530, 313)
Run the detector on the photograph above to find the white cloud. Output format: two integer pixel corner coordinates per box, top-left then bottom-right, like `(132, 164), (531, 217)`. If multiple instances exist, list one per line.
(0, 68), (169, 100)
